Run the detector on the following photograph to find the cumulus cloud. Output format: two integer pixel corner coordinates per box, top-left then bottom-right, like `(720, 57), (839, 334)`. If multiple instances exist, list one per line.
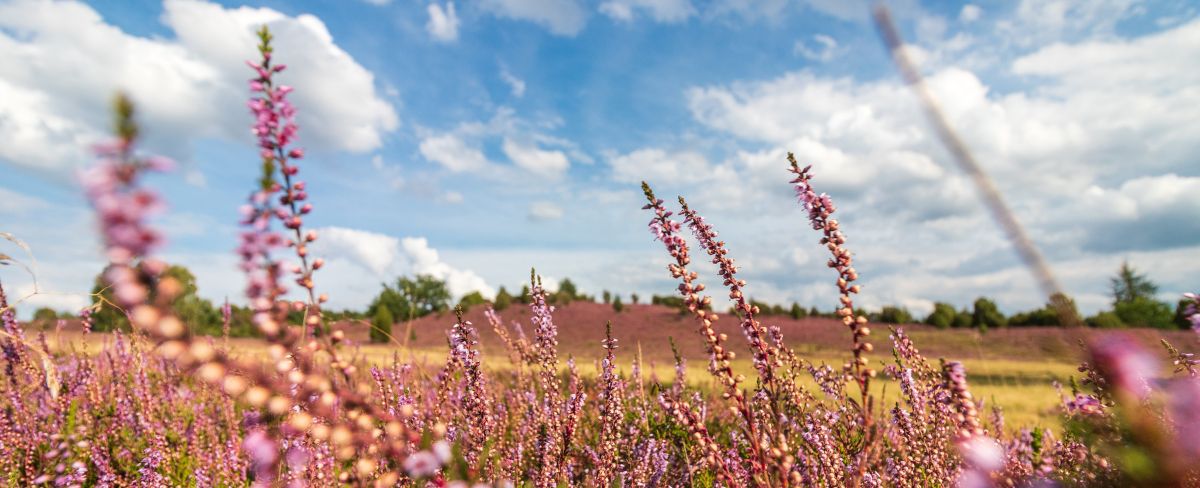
(651, 17), (1200, 314)
(419, 133), (490, 172)
(426, 2), (460, 42)
(0, 0), (397, 176)
(528, 201), (564, 221)
(315, 227), (493, 299)
(502, 138), (569, 177)
(1069, 175), (1200, 252)
(599, 0), (694, 23)
(419, 107), (586, 179)
(609, 148), (720, 184)
(480, 0), (588, 36)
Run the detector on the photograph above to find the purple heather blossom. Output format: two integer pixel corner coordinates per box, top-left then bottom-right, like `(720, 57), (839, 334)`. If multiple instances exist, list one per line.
(1183, 292), (1199, 332)
(1090, 335), (1158, 400)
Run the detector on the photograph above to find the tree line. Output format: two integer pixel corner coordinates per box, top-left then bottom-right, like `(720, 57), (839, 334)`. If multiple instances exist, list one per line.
(24, 261), (1189, 340)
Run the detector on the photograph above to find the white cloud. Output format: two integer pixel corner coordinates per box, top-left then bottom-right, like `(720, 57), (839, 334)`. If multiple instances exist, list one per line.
(500, 67), (526, 97)
(794, 34), (840, 62)
(502, 138), (569, 177)
(419, 133), (490, 172)
(609, 148), (717, 184)
(959, 4), (982, 23)
(401, 237), (494, 298)
(480, 0), (588, 36)
(0, 187), (47, 215)
(599, 0), (694, 23)
(419, 107), (587, 180)
(528, 201), (564, 221)
(1007, 0), (1139, 45)
(426, 2), (460, 43)
(315, 227), (493, 299)
(0, 0), (397, 175)
(652, 17), (1200, 314)
(318, 227), (402, 276)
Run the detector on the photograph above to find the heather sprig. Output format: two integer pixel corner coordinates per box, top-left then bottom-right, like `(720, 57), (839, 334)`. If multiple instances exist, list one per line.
(677, 196), (779, 390)
(246, 26), (327, 341)
(788, 153), (875, 398)
(641, 182), (769, 481)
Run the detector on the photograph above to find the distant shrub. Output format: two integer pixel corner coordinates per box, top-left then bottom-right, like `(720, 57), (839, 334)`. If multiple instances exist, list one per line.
(952, 308), (973, 328)
(370, 304), (393, 343)
(457, 291), (487, 310)
(875, 305), (913, 324)
(789, 302), (806, 320)
(972, 297), (1006, 331)
(1113, 296), (1175, 329)
(31, 307), (59, 324)
(494, 286), (513, 311)
(925, 302), (956, 329)
(1086, 311), (1125, 329)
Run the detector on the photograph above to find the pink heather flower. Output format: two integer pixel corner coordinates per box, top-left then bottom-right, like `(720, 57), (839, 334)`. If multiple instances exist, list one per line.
(1167, 378), (1200, 459)
(962, 438), (1005, 471)
(1064, 394), (1103, 415)
(1183, 293), (1199, 332)
(1091, 335), (1158, 400)
(243, 430), (279, 473)
(403, 450), (441, 478)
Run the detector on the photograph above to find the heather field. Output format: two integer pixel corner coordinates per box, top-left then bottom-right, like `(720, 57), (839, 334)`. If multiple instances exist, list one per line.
(42, 307), (1200, 430)
(2, 2), (1199, 488)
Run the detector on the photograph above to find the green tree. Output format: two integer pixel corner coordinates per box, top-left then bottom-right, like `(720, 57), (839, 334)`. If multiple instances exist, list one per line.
(89, 264), (220, 333)
(457, 291), (487, 310)
(370, 305), (393, 344)
(925, 302), (957, 329)
(519, 285), (532, 304)
(555, 278), (579, 305)
(1110, 261), (1158, 304)
(494, 286), (513, 311)
(612, 296), (624, 313)
(32, 308), (59, 324)
(631, 293), (639, 305)
(368, 275), (450, 322)
(790, 302), (807, 320)
(877, 306), (913, 325)
(402, 275), (450, 317)
(602, 290), (612, 304)
(1114, 298), (1175, 329)
(952, 309), (973, 329)
(1107, 263), (1173, 329)
(1086, 311), (1125, 329)
(367, 283), (411, 324)
(972, 297), (1006, 332)
(1010, 293), (1079, 327)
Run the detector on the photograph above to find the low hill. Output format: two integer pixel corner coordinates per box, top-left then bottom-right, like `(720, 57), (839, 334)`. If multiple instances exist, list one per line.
(336, 301), (1200, 366)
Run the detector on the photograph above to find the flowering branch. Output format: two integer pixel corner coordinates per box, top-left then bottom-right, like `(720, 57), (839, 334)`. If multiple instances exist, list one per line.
(245, 25), (326, 340)
(787, 153), (875, 401)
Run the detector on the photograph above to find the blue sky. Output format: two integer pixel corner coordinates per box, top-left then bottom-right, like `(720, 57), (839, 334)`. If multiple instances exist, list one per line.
(1, 0), (1198, 319)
